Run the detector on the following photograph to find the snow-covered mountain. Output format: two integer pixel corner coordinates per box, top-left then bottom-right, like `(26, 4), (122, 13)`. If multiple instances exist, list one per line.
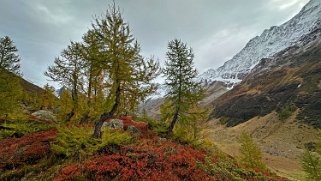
(199, 0), (321, 84)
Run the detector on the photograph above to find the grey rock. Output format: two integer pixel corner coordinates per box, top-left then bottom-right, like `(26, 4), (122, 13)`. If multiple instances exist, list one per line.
(31, 110), (57, 122)
(103, 119), (124, 130)
(127, 125), (140, 135)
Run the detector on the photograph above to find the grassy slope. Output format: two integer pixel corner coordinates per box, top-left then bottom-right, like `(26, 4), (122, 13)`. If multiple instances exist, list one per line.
(204, 111), (321, 180)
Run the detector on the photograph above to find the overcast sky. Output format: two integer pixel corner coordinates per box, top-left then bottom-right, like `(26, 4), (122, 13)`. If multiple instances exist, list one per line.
(0, 0), (310, 87)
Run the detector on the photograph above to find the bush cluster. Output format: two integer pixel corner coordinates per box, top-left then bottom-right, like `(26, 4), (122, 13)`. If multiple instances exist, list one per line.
(51, 125), (134, 160)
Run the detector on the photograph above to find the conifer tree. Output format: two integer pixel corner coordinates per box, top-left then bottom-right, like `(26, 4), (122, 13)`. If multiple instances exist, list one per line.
(40, 83), (56, 110)
(91, 4), (159, 138)
(162, 39), (204, 134)
(0, 36), (22, 119)
(45, 42), (85, 121)
(302, 150), (321, 180)
(79, 30), (104, 123)
(0, 36), (21, 75)
(239, 132), (266, 169)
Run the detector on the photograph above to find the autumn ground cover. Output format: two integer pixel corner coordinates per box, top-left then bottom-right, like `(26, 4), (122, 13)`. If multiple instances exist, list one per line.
(0, 117), (286, 180)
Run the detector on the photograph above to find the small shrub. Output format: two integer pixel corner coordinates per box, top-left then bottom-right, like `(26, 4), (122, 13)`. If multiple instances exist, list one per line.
(277, 104), (297, 121)
(0, 129), (56, 171)
(173, 122), (196, 144)
(142, 117), (168, 135)
(219, 117), (230, 125)
(0, 120), (53, 139)
(54, 141), (212, 181)
(51, 125), (96, 159)
(97, 128), (134, 151)
(197, 157), (243, 180)
(302, 150), (321, 180)
(51, 125), (133, 159)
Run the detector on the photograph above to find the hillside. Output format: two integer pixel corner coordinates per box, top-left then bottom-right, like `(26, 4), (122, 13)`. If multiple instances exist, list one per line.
(204, 111), (321, 180)
(205, 15), (321, 181)
(0, 69), (45, 99)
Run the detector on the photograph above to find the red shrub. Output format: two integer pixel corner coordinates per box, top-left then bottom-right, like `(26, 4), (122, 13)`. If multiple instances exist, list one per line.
(54, 140), (212, 181)
(120, 116), (149, 136)
(0, 129), (57, 170)
(54, 164), (82, 181)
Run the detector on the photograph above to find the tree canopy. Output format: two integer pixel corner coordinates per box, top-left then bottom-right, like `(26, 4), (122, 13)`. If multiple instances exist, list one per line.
(0, 36), (21, 75)
(162, 39), (204, 134)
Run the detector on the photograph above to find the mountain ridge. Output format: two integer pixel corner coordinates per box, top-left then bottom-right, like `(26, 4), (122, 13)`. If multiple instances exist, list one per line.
(210, 26), (321, 127)
(199, 0), (321, 85)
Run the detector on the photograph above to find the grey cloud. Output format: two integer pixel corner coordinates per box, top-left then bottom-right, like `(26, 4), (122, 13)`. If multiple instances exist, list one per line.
(0, 0), (309, 87)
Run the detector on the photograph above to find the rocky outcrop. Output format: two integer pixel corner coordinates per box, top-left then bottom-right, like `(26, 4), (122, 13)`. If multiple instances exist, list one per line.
(296, 91), (321, 128)
(31, 110), (57, 123)
(103, 119), (124, 130)
(127, 125), (141, 135)
(212, 83), (300, 127)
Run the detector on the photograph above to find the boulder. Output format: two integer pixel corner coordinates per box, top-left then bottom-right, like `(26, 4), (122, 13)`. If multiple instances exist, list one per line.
(127, 125), (141, 135)
(31, 110), (57, 123)
(103, 119), (124, 130)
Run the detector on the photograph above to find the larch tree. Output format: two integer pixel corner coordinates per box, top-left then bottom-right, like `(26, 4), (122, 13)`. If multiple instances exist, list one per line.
(0, 36), (22, 119)
(0, 36), (21, 75)
(79, 30), (105, 123)
(40, 83), (56, 110)
(91, 5), (159, 138)
(302, 150), (321, 180)
(45, 42), (85, 121)
(162, 39), (204, 134)
(58, 89), (73, 120)
(238, 132), (266, 169)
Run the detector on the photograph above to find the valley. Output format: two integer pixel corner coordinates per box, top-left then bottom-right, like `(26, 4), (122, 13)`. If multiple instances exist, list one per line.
(1, 0), (321, 180)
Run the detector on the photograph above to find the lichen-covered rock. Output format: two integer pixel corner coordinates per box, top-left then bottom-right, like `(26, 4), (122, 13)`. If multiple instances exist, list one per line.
(127, 125), (140, 135)
(31, 110), (57, 123)
(103, 119), (124, 130)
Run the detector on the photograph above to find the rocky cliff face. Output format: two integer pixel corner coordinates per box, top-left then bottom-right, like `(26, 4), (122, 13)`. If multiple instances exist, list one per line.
(199, 0), (321, 85)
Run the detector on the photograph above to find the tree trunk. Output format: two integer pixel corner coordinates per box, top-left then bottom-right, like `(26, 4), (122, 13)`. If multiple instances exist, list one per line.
(81, 70), (93, 125)
(87, 68), (93, 107)
(167, 110), (179, 134)
(66, 110), (75, 122)
(93, 82), (121, 138)
(80, 112), (90, 124)
(5, 114), (8, 121)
